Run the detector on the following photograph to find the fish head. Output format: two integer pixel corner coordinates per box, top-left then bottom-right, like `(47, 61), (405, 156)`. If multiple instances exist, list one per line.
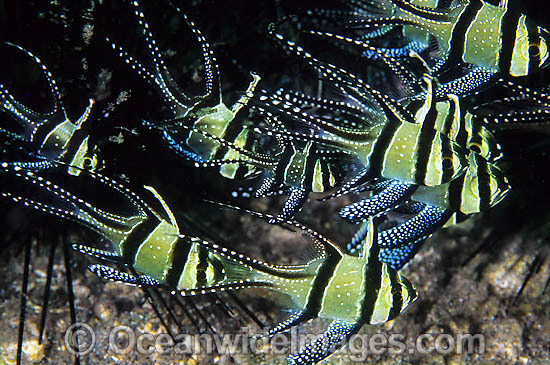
(460, 153), (511, 214)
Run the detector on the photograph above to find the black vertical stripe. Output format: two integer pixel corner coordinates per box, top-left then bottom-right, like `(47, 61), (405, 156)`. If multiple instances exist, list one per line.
(387, 269), (404, 321)
(448, 0), (483, 64)
(359, 225), (383, 324)
(454, 102), (469, 149)
(414, 106), (439, 185)
(401, 276), (417, 304)
(122, 216), (162, 264)
(475, 155), (492, 211)
(196, 246), (209, 287)
(303, 249), (342, 318)
(498, 4), (521, 73)
(302, 144), (317, 191)
(448, 173), (465, 211)
(322, 160), (331, 192)
(441, 99), (457, 137)
(441, 136), (455, 183)
(164, 238), (193, 289)
(470, 116), (482, 141)
(368, 120), (401, 178)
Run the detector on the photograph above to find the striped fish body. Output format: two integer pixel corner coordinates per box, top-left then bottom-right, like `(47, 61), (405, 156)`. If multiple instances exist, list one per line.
(272, 141), (337, 193)
(412, 92), (502, 163)
(0, 163), (273, 294)
(255, 219), (416, 325)
(218, 127), (258, 179)
(326, 120), (468, 186)
(111, 0), (262, 180)
(185, 104), (260, 179)
(118, 222), (265, 293)
(317, 255), (414, 324)
(118, 219), (229, 290)
(411, 152), (510, 214)
(36, 101), (97, 176)
(185, 103), (235, 161)
(370, 0), (550, 76)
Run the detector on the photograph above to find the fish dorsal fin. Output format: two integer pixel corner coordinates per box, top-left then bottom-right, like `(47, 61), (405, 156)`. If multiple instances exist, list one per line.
(143, 185), (179, 230)
(208, 201), (345, 260)
(231, 73), (261, 115)
(2, 41), (66, 118)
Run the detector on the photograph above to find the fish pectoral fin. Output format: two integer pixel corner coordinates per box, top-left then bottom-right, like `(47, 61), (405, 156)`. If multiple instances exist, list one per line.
(287, 320), (361, 365)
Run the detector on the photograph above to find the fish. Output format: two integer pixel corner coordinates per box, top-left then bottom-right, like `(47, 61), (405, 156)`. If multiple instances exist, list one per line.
(110, 0), (262, 179)
(343, 151), (510, 268)
(207, 205), (418, 365)
(338, 71), (506, 223)
(0, 161), (277, 294)
(350, 0), (550, 77)
(0, 161), (416, 365)
(0, 42), (97, 175)
(251, 139), (341, 221)
(252, 31), (470, 190)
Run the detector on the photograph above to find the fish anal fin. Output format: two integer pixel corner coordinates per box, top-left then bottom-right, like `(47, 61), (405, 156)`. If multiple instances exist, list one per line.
(267, 311), (313, 337)
(287, 320), (361, 365)
(88, 264), (162, 287)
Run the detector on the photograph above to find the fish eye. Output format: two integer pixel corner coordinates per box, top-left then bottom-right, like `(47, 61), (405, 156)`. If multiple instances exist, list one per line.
(469, 142), (482, 154)
(442, 156), (454, 169)
(83, 157), (93, 167)
(83, 155), (99, 170)
(529, 42), (542, 57)
(197, 270), (206, 281)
